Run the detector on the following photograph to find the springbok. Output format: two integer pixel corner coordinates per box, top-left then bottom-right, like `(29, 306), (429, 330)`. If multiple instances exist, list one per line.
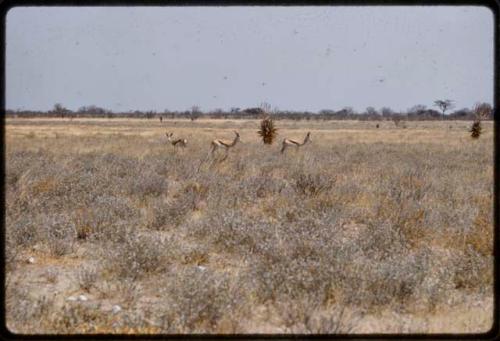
(280, 132), (311, 154)
(211, 131), (241, 155)
(166, 132), (187, 149)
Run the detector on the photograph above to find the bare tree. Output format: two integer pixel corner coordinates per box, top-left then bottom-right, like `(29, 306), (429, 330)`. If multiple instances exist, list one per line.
(380, 107), (394, 119)
(260, 102), (272, 114)
(473, 102), (493, 120)
(434, 100), (455, 120)
(365, 106), (378, 116)
(190, 106), (202, 121)
(52, 103), (71, 119)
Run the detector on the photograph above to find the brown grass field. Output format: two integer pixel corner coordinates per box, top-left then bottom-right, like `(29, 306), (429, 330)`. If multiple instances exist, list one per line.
(4, 118), (494, 334)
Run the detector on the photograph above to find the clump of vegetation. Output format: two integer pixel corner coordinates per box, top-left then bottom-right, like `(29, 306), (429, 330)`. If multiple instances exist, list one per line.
(276, 299), (361, 333)
(128, 171), (168, 198)
(105, 232), (168, 280)
(292, 172), (336, 197)
(470, 103), (492, 139)
(162, 268), (241, 333)
(77, 265), (99, 292)
(393, 116), (407, 128)
(470, 121), (482, 139)
(258, 116), (278, 144)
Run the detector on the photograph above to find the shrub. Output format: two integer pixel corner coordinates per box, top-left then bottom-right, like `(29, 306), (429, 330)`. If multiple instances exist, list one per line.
(237, 176), (287, 200)
(128, 172), (168, 198)
(40, 214), (77, 257)
(162, 268), (242, 333)
(105, 232), (168, 280)
(292, 172), (336, 197)
(8, 215), (41, 247)
(73, 195), (139, 241)
(144, 198), (170, 230)
(77, 266), (98, 292)
(6, 287), (53, 333)
(49, 303), (111, 333)
(452, 246), (492, 291)
(258, 117), (278, 144)
(470, 121), (482, 139)
(276, 298), (361, 333)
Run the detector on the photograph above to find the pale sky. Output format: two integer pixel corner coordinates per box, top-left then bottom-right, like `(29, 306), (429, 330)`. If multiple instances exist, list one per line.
(5, 6), (494, 113)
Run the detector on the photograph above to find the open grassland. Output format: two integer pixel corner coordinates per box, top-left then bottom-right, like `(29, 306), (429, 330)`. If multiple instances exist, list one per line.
(5, 118), (494, 334)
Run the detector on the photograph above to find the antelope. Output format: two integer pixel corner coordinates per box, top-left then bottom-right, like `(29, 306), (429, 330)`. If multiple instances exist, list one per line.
(281, 132), (311, 154)
(211, 131), (240, 155)
(166, 132), (187, 149)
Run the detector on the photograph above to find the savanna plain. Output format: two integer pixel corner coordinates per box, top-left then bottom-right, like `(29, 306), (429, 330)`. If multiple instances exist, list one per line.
(4, 118), (494, 334)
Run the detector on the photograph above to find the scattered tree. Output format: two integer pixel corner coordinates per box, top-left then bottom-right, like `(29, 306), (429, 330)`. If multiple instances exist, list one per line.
(407, 105), (426, 115)
(145, 111), (156, 119)
(392, 113), (408, 128)
(449, 108), (473, 120)
(365, 106), (379, 116)
(52, 103), (71, 118)
(7, 102), (492, 122)
(242, 107), (266, 117)
(380, 107), (394, 119)
(190, 106), (202, 121)
(434, 100), (455, 120)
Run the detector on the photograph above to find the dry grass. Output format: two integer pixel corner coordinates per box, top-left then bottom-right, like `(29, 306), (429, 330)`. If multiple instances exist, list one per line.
(5, 118), (494, 334)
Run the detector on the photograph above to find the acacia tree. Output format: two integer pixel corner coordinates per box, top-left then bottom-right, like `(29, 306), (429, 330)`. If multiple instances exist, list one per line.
(433, 100), (455, 120)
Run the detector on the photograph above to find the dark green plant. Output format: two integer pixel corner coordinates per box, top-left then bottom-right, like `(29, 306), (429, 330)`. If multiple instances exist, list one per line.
(470, 121), (481, 139)
(258, 117), (278, 144)
(470, 102), (492, 139)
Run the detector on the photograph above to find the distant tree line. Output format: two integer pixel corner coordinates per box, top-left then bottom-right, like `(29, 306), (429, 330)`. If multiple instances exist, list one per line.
(5, 101), (494, 121)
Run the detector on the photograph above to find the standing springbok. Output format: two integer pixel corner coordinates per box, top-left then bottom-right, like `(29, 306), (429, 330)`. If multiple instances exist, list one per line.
(280, 132), (311, 153)
(210, 131), (240, 155)
(166, 132), (187, 149)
